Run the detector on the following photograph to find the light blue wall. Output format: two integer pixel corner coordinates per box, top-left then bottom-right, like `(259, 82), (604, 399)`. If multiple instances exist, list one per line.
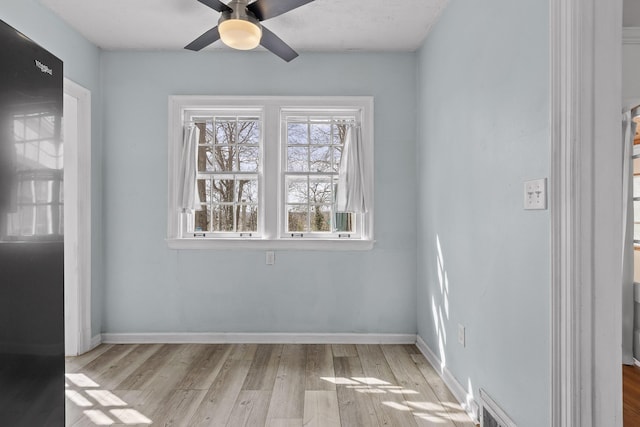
(100, 51), (418, 334)
(0, 0), (104, 337)
(416, 0), (550, 426)
(2, 5), (554, 420)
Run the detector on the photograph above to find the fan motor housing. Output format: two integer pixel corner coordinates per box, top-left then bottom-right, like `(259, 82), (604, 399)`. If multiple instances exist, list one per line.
(219, 0), (262, 29)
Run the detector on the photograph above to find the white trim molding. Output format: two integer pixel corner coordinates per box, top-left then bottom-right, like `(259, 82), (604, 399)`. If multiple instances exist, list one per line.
(101, 332), (416, 345)
(623, 27), (640, 44)
(550, 0), (623, 426)
(167, 95), (375, 251)
(166, 238), (375, 251)
(63, 79), (92, 357)
(549, 1), (583, 424)
(415, 336), (479, 423)
(90, 334), (102, 351)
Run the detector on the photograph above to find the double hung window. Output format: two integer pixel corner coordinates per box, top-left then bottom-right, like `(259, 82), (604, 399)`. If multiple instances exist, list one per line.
(190, 112), (261, 237)
(282, 112), (357, 238)
(167, 96), (373, 250)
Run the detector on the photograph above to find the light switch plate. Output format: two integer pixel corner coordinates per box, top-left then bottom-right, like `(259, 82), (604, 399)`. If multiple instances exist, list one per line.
(524, 178), (547, 210)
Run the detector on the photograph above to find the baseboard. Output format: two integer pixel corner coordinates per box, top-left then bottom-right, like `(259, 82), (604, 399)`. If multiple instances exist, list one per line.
(90, 334), (102, 350)
(101, 332), (417, 345)
(415, 335), (479, 423)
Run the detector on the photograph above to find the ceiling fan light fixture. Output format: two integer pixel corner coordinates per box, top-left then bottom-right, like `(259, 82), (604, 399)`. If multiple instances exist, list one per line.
(219, 16), (262, 50)
(186, 0), (313, 61)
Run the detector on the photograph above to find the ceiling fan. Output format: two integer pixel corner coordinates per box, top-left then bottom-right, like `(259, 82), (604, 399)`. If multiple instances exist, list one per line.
(185, 0), (314, 62)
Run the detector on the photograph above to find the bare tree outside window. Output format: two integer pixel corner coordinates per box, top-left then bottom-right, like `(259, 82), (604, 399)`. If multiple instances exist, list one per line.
(170, 97), (372, 247)
(285, 117), (352, 234)
(194, 116), (260, 233)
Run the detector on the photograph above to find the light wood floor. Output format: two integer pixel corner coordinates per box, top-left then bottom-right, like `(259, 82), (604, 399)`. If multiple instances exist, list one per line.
(624, 364), (640, 426)
(65, 343), (476, 426)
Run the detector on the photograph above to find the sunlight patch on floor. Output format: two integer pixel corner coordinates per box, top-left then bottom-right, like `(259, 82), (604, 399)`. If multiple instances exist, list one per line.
(83, 409), (115, 425)
(110, 408), (152, 424)
(319, 375), (467, 424)
(65, 390), (92, 407)
(382, 401), (412, 411)
(414, 412), (449, 423)
(85, 390), (128, 407)
(66, 373), (99, 388)
(65, 373), (152, 425)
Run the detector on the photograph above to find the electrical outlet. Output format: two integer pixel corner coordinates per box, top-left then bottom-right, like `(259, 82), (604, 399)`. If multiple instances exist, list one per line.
(458, 324), (465, 347)
(524, 178), (547, 210)
(266, 251), (275, 265)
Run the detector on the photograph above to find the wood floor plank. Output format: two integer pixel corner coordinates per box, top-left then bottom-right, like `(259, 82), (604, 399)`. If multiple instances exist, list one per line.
(70, 411), (120, 427)
(110, 389), (156, 424)
(303, 390), (341, 427)
(624, 364), (640, 427)
(355, 344), (418, 427)
(150, 389), (208, 427)
(266, 418), (303, 427)
(64, 343), (472, 427)
(243, 344), (283, 391)
(226, 390), (272, 427)
(266, 344), (307, 421)
(132, 344), (207, 415)
(381, 345), (458, 427)
(332, 344), (358, 358)
(410, 354), (476, 427)
(91, 347), (196, 424)
(403, 344), (422, 355)
(177, 344), (232, 390)
(71, 345), (135, 379)
(187, 358), (253, 426)
(96, 344), (163, 389)
(114, 344), (178, 390)
(65, 344), (114, 373)
(65, 392), (87, 426)
(333, 356), (380, 427)
(305, 344), (336, 391)
(229, 343), (259, 361)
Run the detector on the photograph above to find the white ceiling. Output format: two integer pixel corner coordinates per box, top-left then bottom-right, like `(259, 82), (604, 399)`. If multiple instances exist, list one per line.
(38, 0), (449, 52)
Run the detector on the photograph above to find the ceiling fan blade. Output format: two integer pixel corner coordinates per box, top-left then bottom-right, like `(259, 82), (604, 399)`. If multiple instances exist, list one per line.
(260, 26), (298, 62)
(197, 0), (232, 13)
(247, 0), (314, 21)
(185, 26), (221, 51)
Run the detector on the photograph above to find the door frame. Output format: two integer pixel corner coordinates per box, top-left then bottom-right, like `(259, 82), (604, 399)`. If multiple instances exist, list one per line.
(550, 0), (623, 425)
(63, 78), (92, 356)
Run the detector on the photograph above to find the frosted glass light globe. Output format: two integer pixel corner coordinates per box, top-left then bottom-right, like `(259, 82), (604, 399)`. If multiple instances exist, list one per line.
(219, 19), (262, 50)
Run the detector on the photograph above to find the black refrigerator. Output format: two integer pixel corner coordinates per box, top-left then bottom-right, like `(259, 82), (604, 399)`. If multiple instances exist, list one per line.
(0, 19), (65, 426)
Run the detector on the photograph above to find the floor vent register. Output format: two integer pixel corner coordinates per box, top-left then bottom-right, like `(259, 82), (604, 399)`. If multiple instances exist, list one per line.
(479, 388), (517, 427)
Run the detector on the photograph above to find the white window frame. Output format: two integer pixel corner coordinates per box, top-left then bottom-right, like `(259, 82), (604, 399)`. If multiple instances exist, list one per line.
(280, 109), (363, 240)
(184, 108), (264, 239)
(167, 96), (374, 250)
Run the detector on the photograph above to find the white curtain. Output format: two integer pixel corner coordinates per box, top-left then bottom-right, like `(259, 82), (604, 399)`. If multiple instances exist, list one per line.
(622, 109), (636, 364)
(178, 125), (201, 213)
(336, 124), (368, 213)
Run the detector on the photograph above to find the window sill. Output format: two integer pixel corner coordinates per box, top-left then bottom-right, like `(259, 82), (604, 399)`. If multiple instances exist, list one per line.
(166, 238), (375, 251)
